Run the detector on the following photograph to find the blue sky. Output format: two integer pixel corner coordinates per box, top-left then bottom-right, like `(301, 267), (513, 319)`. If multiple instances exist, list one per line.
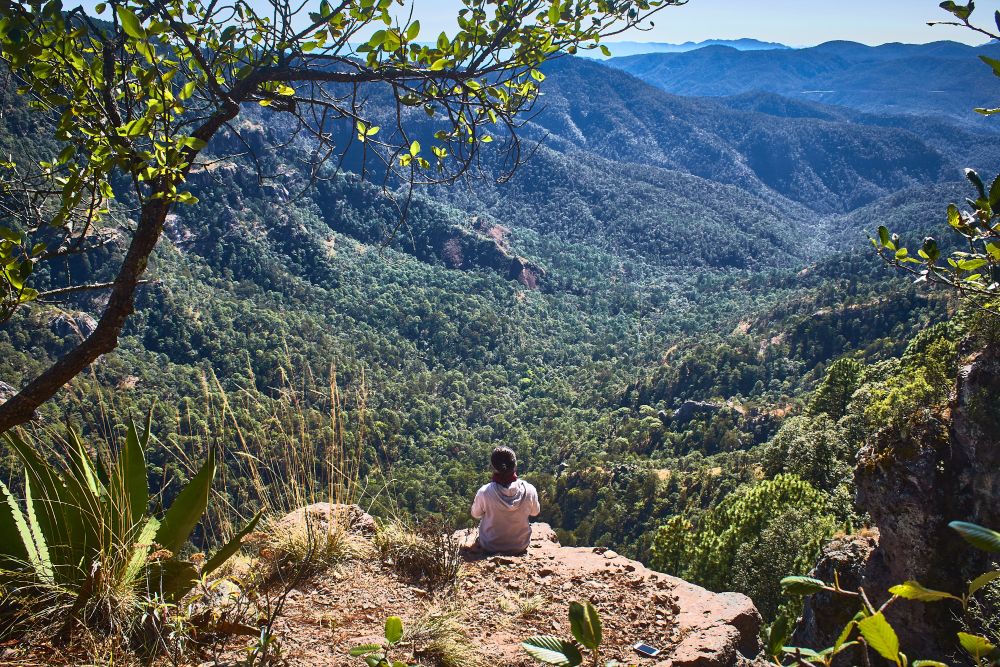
(76, 0), (999, 46)
(403, 0), (999, 47)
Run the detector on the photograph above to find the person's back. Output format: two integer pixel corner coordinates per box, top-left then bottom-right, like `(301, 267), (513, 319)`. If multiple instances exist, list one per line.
(471, 446), (540, 554)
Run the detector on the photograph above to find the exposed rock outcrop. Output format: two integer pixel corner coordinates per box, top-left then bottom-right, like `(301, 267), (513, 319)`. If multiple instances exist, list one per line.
(799, 345), (1000, 660)
(48, 311), (98, 339)
(433, 222), (545, 289)
(0, 380), (16, 404)
(262, 505), (764, 667)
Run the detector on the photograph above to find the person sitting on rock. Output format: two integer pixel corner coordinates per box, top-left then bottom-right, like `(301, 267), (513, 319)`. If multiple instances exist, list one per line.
(471, 446), (541, 554)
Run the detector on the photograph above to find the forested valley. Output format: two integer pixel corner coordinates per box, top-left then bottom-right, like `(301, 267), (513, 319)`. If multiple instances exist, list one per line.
(1, 2), (999, 665)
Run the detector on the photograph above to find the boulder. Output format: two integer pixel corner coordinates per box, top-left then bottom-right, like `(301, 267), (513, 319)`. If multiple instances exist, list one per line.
(277, 503), (377, 536)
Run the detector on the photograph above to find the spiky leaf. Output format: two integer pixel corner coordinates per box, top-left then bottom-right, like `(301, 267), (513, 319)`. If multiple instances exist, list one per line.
(203, 510), (262, 576)
(155, 448), (216, 555)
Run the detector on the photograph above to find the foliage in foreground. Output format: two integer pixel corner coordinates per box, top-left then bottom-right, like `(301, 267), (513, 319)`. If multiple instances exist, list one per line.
(874, 1), (1000, 314)
(0, 415), (259, 642)
(523, 600), (617, 667)
(773, 521), (1000, 667)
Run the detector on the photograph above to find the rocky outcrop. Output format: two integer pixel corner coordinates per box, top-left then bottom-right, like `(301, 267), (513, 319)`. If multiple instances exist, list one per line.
(47, 311), (98, 339)
(799, 345), (1000, 660)
(433, 222), (545, 289)
(264, 505), (764, 667)
(792, 532), (878, 650)
(0, 380), (16, 404)
(459, 524), (764, 667)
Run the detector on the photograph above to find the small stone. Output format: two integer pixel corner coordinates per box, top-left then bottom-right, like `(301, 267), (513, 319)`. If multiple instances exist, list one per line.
(562, 582), (573, 591)
(604, 550), (618, 559)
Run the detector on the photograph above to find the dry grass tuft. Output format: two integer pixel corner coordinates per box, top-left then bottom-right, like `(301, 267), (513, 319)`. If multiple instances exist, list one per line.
(373, 518), (461, 591)
(407, 605), (480, 667)
(498, 592), (545, 617)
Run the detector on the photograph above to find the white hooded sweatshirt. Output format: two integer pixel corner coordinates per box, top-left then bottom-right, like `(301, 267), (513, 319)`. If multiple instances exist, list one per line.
(471, 479), (540, 554)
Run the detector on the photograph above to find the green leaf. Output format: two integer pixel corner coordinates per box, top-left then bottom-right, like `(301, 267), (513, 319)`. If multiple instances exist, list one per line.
(888, 580), (961, 603)
(117, 7), (146, 40)
(406, 20), (420, 41)
(430, 57), (448, 71)
(980, 55), (1000, 78)
(989, 174), (1000, 208)
(766, 616), (791, 657)
(123, 516), (160, 586)
(385, 616), (403, 644)
(913, 662), (949, 667)
(941, 1), (974, 21)
(116, 417), (149, 531)
(958, 632), (996, 660)
(857, 613), (900, 665)
(878, 225), (891, 247)
(349, 644), (381, 657)
(969, 571), (1000, 596)
(155, 448), (216, 555)
(780, 576), (828, 596)
(521, 636), (583, 667)
(569, 600), (602, 650)
(950, 521), (1000, 552)
(834, 621), (856, 651)
(958, 258), (988, 271)
(965, 168), (986, 199)
(0, 479), (32, 567)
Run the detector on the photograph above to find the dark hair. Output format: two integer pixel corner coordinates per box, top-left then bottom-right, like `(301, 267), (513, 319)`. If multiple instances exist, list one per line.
(490, 446), (517, 473)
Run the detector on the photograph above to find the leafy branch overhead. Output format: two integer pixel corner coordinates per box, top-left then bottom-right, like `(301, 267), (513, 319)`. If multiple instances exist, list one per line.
(0, 0), (682, 433)
(873, 0), (1000, 313)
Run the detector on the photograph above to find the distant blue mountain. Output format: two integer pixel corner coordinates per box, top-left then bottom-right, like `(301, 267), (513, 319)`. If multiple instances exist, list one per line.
(606, 40), (1000, 126)
(588, 38), (789, 59)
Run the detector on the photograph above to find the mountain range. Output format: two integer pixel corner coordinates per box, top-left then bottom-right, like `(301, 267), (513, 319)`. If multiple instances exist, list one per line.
(608, 40), (1000, 125)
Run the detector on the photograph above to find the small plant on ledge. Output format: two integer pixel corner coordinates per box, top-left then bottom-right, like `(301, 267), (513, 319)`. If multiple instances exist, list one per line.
(522, 600), (622, 667)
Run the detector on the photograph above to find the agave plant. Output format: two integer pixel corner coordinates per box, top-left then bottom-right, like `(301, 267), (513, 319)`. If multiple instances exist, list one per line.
(0, 413), (260, 629)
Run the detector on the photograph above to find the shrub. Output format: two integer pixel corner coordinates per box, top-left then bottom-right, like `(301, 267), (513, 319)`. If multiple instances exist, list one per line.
(523, 601), (612, 667)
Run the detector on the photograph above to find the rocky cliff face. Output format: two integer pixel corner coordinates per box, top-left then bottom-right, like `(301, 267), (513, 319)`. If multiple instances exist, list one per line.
(255, 504), (764, 667)
(796, 345), (1000, 660)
